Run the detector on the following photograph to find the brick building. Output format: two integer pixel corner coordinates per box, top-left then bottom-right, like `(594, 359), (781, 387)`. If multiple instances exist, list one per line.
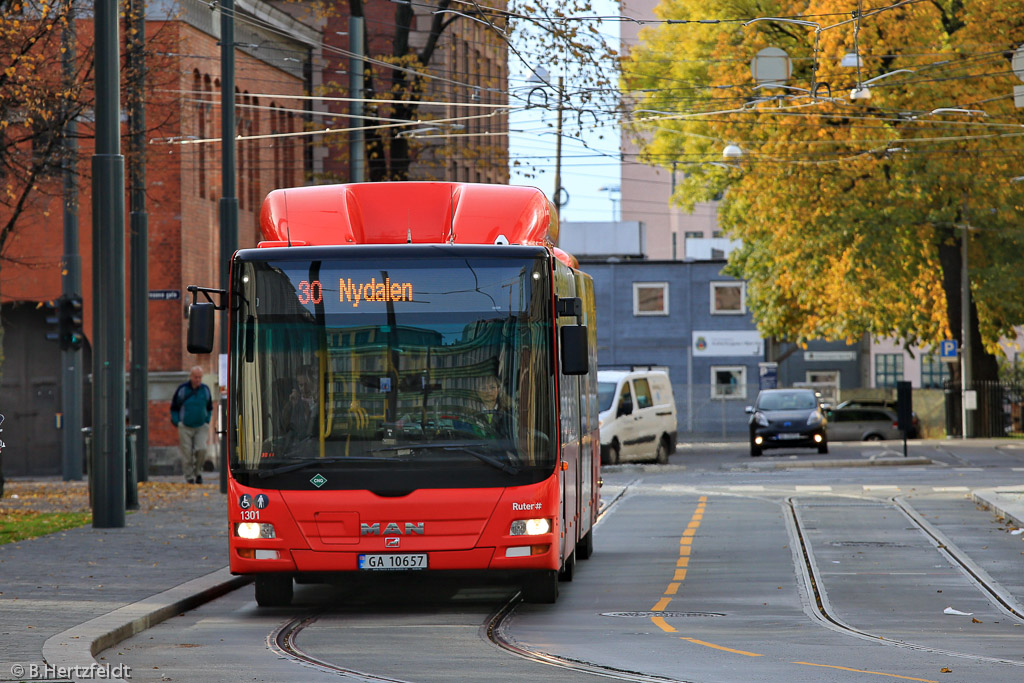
(0, 0), (320, 475)
(321, 1), (509, 184)
(0, 0), (513, 476)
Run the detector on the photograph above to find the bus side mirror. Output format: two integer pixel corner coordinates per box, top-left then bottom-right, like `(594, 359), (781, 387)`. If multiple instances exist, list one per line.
(560, 325), (589, 375)
(187, 302), (216, 354)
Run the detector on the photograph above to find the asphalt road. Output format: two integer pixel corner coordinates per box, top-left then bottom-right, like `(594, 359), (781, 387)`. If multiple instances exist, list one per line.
(103, 440), (1024, 682)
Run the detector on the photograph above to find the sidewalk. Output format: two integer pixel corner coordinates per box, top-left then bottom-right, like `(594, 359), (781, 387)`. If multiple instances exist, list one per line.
(0, 477), (244, 683)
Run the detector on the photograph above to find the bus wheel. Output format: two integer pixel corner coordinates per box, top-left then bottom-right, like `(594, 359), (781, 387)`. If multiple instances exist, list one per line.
(558, 550), (576, 582)
(576, 529), (594, 560)
(522, 570), (559, 603)
(255, 574), (293, 607)
(655, 437), (669, 464)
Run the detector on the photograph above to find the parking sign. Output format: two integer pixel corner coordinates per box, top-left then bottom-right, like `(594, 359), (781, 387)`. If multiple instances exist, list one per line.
(940, 340), (958, 362)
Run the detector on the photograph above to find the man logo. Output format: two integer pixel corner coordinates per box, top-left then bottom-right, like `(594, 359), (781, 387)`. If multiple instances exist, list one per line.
(361, 522), (426, 536)
(386, 537), (400, 548)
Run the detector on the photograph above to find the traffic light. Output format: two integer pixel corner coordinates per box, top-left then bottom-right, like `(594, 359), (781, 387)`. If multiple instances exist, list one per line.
(44, 299), (60, 343)
(59, 294), (84, 351)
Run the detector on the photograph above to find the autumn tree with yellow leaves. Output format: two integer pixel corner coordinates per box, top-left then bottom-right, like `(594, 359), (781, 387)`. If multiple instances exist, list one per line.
(624, 0), (1024, 385)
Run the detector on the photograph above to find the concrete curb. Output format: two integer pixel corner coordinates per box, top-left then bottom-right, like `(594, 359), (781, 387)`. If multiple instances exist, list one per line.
(972, 487), (1024, 528)
(42, 567), (251, 683)
(735, 456), (932, 470)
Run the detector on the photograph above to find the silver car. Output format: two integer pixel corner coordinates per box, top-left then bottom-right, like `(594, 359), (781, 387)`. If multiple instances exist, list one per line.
(826, 407), (902, 441)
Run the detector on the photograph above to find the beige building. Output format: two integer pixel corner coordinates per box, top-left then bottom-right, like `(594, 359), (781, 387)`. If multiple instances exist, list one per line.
(620, 0), (721, 260)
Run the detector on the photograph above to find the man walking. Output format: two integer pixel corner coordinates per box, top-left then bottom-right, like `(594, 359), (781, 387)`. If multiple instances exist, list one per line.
(170, 366), (213, 484)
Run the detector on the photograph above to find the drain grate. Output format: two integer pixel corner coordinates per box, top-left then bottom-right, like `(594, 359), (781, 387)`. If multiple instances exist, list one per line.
(601, 611), (725, 618)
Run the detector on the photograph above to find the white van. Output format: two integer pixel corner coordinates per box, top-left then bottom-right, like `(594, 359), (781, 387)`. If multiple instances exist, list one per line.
(598, 370), (678, 464)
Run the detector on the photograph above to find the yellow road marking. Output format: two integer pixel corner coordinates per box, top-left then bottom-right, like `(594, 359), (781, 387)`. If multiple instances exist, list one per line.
(650, 498), (708, 638)
(699, 496), (707, 502)
(793, 661), (938, 683)
(651, 616), (676, 633)
(680, 637), (763, 657)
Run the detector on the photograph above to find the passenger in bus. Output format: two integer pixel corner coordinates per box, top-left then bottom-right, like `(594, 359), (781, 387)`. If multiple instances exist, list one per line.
(281, 367), (318, 452)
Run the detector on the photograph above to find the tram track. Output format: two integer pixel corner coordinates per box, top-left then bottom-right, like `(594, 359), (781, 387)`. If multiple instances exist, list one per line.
(785, 495), (1024, 668)
(265, 478), (679, 682)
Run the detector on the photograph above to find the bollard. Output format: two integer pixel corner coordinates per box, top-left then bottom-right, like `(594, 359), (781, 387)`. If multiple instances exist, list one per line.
(125, 425), (140, 510)
(83, 426), (140, 511)
(82, 427), (93, 507)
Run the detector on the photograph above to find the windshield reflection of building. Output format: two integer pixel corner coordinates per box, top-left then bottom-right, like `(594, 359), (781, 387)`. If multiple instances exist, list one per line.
(326, 320), (510, 441)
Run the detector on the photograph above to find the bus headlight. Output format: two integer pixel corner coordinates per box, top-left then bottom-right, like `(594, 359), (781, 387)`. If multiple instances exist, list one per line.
(510, 518), (551, 536)
(235, 522), (276, 539)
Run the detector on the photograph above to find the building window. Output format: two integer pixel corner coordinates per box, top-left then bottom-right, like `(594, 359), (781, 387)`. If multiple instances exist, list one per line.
(921, 354), (951, 389)
(684, 231), (703, 239)
(875, 354), (904, 388)
(711, 366), (747, 399)
(710, 281), (745, 314)
(633, 282), (668, 316)
(804, 371), (839, 405)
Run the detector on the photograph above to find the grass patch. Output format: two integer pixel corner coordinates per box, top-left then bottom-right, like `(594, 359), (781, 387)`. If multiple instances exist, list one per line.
(0, 510), (92, 545)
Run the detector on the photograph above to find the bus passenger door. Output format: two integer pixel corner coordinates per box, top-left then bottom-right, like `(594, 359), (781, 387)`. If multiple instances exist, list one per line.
(554, 261), (582, 563)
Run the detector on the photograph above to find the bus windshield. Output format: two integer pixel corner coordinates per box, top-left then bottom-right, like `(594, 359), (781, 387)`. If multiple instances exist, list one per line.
(228, 247), (556, 492)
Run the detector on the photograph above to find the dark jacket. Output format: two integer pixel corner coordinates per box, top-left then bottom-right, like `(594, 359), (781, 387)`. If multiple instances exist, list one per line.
(170, 381), (213, 428)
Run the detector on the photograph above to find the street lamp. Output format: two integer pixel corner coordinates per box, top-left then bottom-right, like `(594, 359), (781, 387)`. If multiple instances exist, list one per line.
(598, 184), (621, 221)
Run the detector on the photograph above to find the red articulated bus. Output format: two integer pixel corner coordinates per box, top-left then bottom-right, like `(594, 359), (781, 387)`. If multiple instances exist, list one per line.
(187, 182), (600, 606)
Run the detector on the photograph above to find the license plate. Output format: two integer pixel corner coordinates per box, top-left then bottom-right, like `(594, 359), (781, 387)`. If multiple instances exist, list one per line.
(358, 553), (428, 570)
(778, 433), (802, 440)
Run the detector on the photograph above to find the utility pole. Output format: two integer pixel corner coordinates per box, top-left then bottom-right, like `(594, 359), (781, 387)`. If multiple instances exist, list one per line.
(553, 76), (564, 223)
(128, 0), (150, 480)
(961, 222), (973, 439)
(219, 0), (238, 493)
(91, 0), (127, 527)
(349, 15), (365, 182)
(61, 0), (83, 482)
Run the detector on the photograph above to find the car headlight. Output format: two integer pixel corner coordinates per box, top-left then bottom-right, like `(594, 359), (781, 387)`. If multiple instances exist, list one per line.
(807, 411), (822, 426)
(754, 412), (769, 427)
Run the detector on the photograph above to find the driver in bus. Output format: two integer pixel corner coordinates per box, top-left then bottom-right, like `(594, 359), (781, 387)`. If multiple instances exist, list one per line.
(475, 372), (513, 441)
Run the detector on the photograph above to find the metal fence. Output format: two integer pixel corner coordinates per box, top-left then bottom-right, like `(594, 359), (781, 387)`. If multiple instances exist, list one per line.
(678, 383), (760, 441)
(943, 380), (1024, 438)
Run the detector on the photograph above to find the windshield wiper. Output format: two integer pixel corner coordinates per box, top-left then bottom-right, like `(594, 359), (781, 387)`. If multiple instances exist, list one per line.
(257, 456), (375, 478)
(372, 441), (520, 475)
